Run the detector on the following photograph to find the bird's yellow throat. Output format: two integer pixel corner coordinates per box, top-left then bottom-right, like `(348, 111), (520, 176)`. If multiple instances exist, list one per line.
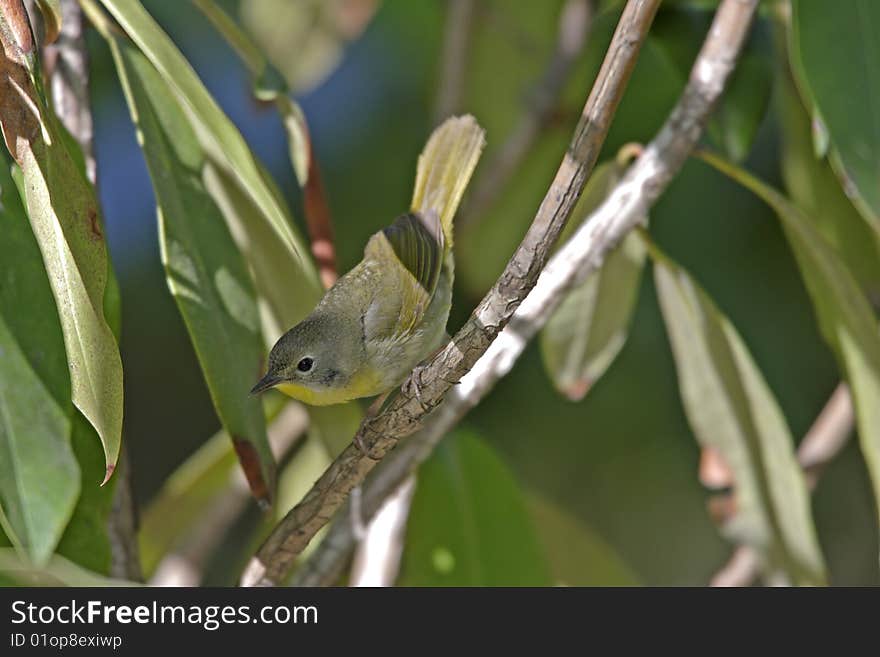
(274, 366), (384, 406)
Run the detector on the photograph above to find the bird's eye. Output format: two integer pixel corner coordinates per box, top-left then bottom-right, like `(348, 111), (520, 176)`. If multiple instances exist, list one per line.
(297, 357), (314, 373)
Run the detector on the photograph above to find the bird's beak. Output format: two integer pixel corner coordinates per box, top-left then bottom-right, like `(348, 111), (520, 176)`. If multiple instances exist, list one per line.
(250, 372), (282, 395)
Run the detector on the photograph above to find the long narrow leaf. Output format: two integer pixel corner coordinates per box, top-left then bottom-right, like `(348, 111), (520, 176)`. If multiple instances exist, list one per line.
(651, 241), (826, 585)
(540, 159), (646, 400)
(0, 12), (123, 479)
(0, 548), (136, 586)
(791, 0), (880, 230)
(0, 153), (78, 565)
(190, 0), (310, 186)
(699, 150), (880, 546)
(203, 162), (319, 345)
(94, 0), (319, 293)
(108, 35), (275, 505)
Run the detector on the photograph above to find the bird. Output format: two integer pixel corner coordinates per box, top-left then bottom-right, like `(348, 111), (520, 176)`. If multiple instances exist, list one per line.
(250, 115), (485, 406)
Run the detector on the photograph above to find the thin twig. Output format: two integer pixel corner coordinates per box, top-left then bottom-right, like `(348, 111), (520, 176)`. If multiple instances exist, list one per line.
(433, 0), (474, 122)
(292, 0), (760, 586)
(710, 383), (855, 587)
(303, 130), (338, 288)
(459, 0), (593, 228)
(241, 0), (663, 587)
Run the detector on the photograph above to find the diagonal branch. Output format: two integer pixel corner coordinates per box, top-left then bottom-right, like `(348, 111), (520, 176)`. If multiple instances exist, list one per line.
(292, 0), (761, 587)
(241, 0), (663, 587)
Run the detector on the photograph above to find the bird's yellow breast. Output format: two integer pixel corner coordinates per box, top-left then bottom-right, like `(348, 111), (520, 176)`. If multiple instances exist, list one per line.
(275, 366), (385, 406)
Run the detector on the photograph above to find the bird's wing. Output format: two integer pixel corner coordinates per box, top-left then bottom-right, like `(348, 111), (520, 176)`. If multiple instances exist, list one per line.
(362, 116), (485, 341)
(363, 211), (441, 336)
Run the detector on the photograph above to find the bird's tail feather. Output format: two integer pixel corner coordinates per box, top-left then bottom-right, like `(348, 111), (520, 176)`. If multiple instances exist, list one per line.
(410, 115), (486, 249)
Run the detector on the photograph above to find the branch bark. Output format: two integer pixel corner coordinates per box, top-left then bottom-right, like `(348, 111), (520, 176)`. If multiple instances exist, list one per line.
(292, 0), (761, 587)
(241, 0), (662, 587)
(711, 383), (855, 587)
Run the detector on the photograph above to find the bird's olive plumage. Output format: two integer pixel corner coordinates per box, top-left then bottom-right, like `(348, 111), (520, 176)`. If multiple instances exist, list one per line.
(251, 116), (485, 405)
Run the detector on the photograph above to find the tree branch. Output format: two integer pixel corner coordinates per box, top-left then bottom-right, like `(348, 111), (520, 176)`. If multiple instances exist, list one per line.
(710, 383), (855, 587)
(291, 0), (761, 587)
(240, 0), (663, 587)
(459, 0), (593, 228)
(302, 129), (338, 289)
(347, 476), (416, 586)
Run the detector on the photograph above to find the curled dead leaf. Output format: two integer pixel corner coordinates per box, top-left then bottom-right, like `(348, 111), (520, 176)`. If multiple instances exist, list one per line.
(0, 2), (41, 162)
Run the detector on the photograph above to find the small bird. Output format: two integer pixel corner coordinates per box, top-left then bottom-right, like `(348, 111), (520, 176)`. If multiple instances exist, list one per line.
(250, 115), (485, 405)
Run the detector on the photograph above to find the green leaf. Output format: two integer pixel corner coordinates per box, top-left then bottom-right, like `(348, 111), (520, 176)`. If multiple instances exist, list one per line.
(791, 0), (880, 229)
(651, 239), (826, 585)
(0, 548), (136, 586)
(203, 162), (320, 345)
(20, 142), (124, 480)
(399, 430), (550, 586)
(699, 150), (880, 556)
(527, 493), (641, 586)
(109, 37), (274, 504)
(190, 0), (310, 186)
(712, 47), (773, 162)
(776, 52), (880, 294)
(0, 28), (124, 477)
(93, 0), (319, 293)
(540, 160), (646, 400)
(55, 412), (116, 574)
(0, 154), (78, 565)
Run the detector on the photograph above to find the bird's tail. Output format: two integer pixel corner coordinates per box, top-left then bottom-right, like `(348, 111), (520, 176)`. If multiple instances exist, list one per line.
(410, 115), (486, 249)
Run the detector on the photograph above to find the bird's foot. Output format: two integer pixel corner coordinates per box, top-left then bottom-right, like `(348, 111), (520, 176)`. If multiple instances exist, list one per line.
(353, 433), (370, 457)
(407, 364), (431, 412)
(353, 392), (390, 458)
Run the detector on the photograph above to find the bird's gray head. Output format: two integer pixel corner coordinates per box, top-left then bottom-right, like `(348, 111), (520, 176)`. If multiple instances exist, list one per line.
(250, 313), (360, 396)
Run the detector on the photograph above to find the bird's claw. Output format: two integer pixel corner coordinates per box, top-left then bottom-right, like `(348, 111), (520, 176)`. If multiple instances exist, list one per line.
(354, 433), (372, 458)
(408, 365), (430, 412)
